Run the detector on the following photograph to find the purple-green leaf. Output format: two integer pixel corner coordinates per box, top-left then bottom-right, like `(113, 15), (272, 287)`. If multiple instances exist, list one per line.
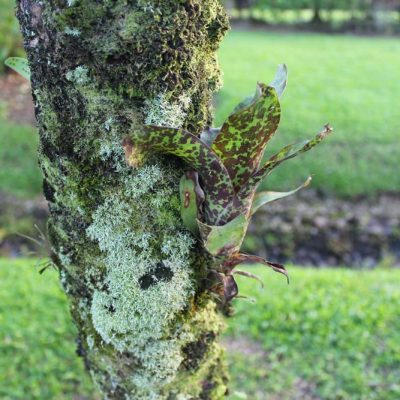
(207, 271), (239, 302)
(223, 253), (289, 283)
(250, 176), (312, 216)
(179, 171), (204, 235)
(125, 125), (238, 225)
(211, 83), (281, 192)
(233, 269), (264, 288)
(197, 213), (248, 257)
(238, 124), (333, 201)
(223, 274), (239, 302)
(270, 64), (288, 98)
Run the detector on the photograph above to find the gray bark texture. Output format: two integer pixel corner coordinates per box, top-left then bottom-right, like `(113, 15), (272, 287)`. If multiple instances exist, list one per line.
(16, 0), (230, 398)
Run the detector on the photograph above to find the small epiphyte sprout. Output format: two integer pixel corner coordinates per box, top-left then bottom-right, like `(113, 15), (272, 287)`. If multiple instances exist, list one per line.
(5, 57), (31, 80)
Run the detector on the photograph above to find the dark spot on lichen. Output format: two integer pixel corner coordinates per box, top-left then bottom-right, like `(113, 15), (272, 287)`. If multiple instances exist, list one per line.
(101, 282), (110, 294)
(107, 304), (116, 313)
(139, 262), (174, 290)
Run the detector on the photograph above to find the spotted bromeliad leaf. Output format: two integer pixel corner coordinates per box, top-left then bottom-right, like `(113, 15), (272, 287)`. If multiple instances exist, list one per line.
(124, 65), (332, 303)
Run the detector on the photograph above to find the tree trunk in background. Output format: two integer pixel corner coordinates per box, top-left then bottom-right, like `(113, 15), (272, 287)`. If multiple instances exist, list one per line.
(234, 0), (250, 18)
(17, 1), (229, 398)
(311, 0), (323, 24)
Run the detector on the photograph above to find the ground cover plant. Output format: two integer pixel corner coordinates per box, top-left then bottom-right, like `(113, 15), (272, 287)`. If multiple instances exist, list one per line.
(1, 258), (399, 399)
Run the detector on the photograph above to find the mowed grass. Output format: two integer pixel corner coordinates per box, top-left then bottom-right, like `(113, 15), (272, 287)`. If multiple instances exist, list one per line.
(0, 258), (95, 399)
(216, 30), (400, 196)
(227, 266), (400, 399)
(1, 258), (399, 399)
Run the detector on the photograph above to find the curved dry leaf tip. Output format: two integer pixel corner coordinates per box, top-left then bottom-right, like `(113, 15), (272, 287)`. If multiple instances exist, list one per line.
(304, 176), (312, 187)
(233, 269), (264, 288)
(319, 124), (333, 138)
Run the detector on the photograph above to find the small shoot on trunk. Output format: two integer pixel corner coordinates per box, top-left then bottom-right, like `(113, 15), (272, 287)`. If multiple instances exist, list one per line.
(4, 57), (30, 80)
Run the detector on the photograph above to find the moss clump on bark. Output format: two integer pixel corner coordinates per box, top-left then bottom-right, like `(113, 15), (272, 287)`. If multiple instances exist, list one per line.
(17, 0), (230, 398)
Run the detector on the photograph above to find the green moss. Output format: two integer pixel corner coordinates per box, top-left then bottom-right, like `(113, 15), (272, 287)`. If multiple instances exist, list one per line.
(50, 0), (228, 131)
(34, 91), (59, 142)
(118, 10), (146, 41)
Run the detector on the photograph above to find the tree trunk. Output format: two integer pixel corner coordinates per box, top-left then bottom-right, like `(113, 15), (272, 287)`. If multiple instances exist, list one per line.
(311, 0), (323, 24)
(16, 0), (230, 398)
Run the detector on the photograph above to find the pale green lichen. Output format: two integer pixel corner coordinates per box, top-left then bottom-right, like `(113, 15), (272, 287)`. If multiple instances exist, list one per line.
(64, 27), (81, 36)
(85, 164), (200, 391)
(144, 93), (191, 129)
(87, 298), (226, 399)
(104, 117), (114, 131)
(98, 133), (126, 168)
(87, 335), (95, 350)
(59, 270), (69, 293)
(87, 194), (195, 349)
(58, 246), (72, 267)
(123, 164), (169, 199)
(66, 65), (89, 85)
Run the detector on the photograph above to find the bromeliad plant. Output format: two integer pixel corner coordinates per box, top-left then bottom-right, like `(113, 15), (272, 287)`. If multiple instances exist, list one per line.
(124, 65), (332, 302)
(5, 57), (332, 302)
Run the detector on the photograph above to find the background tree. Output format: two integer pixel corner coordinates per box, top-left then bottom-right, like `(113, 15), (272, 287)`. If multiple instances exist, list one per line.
(311, 0), (323, 24)
(16, 0), (230, 398)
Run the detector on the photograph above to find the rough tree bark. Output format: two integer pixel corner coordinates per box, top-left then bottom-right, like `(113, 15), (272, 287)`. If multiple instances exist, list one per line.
(17, 1), (230, 398)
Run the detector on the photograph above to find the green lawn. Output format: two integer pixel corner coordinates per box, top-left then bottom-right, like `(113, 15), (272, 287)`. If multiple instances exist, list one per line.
(1, 30), (400, 198)
(1, 258), (399, 399)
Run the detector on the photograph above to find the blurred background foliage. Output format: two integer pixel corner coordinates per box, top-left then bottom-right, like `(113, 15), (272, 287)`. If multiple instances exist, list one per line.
(0, 0), (399, 399)
(223, 0), (400, 34)
(0, 0), (24, 72)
